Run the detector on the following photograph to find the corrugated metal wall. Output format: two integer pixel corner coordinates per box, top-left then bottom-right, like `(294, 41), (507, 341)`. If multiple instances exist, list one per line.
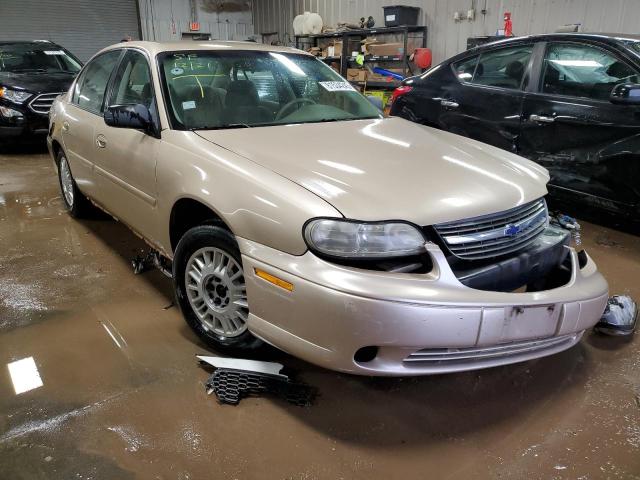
(253, 0), (640, 63)
(0, 0), (140, 61)
(138, 0), (254, 42)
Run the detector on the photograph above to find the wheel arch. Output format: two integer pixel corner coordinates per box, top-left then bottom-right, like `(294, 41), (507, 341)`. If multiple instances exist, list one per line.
(169, 196), (233, 254)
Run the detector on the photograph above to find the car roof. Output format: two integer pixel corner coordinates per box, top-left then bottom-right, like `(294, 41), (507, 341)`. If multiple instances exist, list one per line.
(0, 40), (58, 46)
(475, 32), (640, 50)
(98, 40), (309, 58)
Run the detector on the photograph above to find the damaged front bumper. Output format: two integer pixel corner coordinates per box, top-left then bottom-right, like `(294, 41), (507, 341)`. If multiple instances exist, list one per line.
(239, 238), (609, 376)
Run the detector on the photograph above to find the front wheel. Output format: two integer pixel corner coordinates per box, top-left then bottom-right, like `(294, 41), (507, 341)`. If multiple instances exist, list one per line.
(173, 224), (263, 353)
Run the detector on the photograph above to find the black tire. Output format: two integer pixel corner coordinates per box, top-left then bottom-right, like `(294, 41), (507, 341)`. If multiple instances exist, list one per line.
(173, 224), (264, 354)
(56, 150), (94, 218)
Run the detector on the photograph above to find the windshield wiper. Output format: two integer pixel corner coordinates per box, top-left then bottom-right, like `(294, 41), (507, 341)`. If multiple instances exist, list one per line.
(192, 123), (252, 130)
(314, 118), (346, 123)
(284, 116), (380, 126)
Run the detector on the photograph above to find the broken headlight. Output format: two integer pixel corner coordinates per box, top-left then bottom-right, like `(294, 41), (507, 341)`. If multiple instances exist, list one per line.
(304, 218), (426, 259)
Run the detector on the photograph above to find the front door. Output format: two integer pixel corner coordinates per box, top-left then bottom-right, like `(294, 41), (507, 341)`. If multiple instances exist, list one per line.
(519, 41), (640, 215)
(438, 43), (533, 152)
(92, 49), (161, 243)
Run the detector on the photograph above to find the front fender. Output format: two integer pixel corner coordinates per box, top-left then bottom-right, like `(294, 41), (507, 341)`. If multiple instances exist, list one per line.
(156, 131), (342, 257)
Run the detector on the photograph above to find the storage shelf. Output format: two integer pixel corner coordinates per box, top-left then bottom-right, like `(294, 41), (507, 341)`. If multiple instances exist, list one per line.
(319, 55), (407, 62)
(295, 25), (427, 81)
(295, 25), (427, 40)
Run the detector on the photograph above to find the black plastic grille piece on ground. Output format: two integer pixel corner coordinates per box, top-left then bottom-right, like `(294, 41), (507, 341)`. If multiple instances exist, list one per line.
(205, 368), (316, 406)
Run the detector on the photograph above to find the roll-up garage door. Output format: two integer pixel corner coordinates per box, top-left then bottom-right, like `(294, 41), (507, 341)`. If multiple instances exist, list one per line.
(0, 0), (140, 61)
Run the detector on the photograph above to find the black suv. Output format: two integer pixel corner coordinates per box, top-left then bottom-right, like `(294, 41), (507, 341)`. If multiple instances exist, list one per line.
(390, 33), (640, 225)
(0, 41), (82, 145)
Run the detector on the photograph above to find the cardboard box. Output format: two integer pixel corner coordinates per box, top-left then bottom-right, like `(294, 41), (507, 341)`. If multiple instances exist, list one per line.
(360, 37), (381, 55)
(328, 41), (343, 57)
(366, 67), (404, 83)
(367, 42), (405, 57)
(346, 68), (367, 82)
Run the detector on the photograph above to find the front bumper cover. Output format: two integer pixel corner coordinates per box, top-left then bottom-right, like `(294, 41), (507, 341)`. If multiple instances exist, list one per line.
(239, 238), (609, 376)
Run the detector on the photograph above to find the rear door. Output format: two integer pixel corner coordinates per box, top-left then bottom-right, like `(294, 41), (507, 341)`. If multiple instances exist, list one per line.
(436, 43), (534, 152)
(92, 48), (161, 242)
(519, 40), (640, 214)
(61, 49), (122, 197)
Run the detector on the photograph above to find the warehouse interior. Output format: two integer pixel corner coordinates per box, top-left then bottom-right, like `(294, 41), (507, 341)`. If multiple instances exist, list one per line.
(1, 1), (639, 478)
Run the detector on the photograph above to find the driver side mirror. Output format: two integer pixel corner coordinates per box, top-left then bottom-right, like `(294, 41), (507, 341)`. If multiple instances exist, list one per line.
(104, 104), (159, 138)
(610, 83), (640, 105)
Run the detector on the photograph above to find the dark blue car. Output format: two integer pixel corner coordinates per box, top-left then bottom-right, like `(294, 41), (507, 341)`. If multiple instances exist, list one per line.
(0, 41), (82, 145)
(391, 33), (640, 225)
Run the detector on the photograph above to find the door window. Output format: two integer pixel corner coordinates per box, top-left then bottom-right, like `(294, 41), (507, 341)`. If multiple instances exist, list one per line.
(109, 50), (153, 108)
(72, 50), (121, 113)
(452, 55), (479, 83)
(541, 43), (640, 100)
(473, 45), (533, 89)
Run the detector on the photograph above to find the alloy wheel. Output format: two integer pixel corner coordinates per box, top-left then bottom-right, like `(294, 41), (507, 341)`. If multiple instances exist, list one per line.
(184, 246), (249, 337)
(59, 156), (74, 207)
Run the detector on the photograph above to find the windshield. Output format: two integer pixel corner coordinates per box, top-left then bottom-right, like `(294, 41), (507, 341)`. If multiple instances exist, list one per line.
(159, 50), (382, 130)
(0, 43), (82, 74)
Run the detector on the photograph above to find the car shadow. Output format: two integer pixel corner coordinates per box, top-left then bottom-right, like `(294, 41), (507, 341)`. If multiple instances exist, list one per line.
(585, 330), (635, 350)
(77, 213), (596, 446)
(78, 216), (175, 299)
(261, 343), (593, 447)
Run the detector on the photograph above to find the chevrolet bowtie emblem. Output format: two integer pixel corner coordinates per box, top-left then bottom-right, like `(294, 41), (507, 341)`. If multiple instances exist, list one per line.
(504, 224), (521, 236)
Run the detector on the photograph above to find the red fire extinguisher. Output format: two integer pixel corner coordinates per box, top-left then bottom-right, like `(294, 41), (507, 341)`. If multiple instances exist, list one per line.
(504, 12), (513, 36)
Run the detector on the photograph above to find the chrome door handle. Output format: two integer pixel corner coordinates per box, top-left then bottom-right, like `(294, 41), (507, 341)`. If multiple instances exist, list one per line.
(62, 121), (70, 132)
(440, 100), (459, 108)
(529, 114), (555, 123)
(95, 135), (107, 148)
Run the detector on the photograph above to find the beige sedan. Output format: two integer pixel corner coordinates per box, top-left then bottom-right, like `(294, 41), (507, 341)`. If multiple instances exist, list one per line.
(47, 41), (609, 375)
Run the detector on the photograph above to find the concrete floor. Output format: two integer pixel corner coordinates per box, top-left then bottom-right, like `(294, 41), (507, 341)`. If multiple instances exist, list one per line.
(0, 145), (639, 480)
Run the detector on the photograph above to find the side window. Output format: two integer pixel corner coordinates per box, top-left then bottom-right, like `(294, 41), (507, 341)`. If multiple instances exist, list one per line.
(452, 55), (479, 83)
(109, 50), (153, 108)
(473, 45), (533, 89)
(542, 43), (640, 100)
(72, 50), (121, 113)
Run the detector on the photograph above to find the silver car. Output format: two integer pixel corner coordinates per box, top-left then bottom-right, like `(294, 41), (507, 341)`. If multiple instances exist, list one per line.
(47, 41), (609, 375)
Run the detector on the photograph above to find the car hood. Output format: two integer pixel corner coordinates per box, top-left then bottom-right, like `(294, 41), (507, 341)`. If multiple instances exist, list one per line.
(0, 71), (76, 94)
(196, 117), (549, 225)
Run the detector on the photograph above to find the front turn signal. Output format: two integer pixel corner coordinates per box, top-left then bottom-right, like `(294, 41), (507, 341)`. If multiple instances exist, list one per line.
(254, 268), (294, 292)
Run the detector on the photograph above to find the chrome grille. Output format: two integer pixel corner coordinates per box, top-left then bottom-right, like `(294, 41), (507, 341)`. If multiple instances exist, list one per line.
(434, 198), (548, 260)
(404, 333), (580, 364)
(28, 92), (63, 115)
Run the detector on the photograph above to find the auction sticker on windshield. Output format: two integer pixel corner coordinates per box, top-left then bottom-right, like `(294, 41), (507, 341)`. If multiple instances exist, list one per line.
(319, 81), (356, 92)
(44, 50), (65, 55)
